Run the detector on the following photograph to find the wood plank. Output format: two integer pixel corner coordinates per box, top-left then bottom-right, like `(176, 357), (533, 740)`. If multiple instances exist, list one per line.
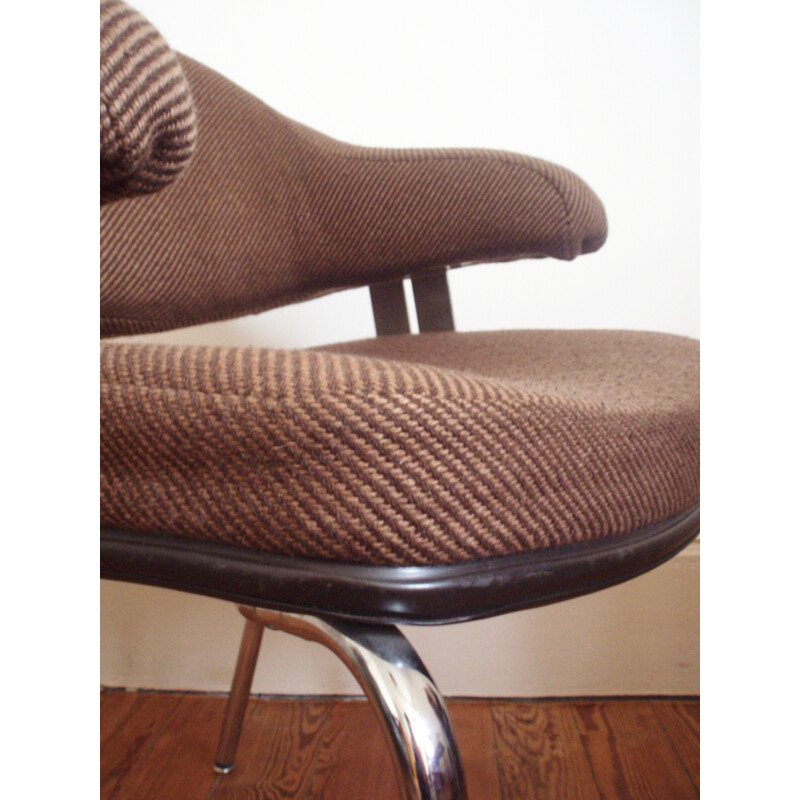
(492, 700), (602, 800)
(106, 695), (226, 800)
(100, 691), (143, 746)
(652, 702), (699, 791)
(308, 700), (400, 800)
(571, 701), (698, 800)
(448, 702), (503, 800)
(101, 692), (183, 799)
(212, 698), (330, 800)
(101, 693), (702, 800)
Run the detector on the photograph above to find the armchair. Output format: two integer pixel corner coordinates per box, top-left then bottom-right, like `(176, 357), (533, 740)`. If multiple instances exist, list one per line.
(100, 3), (699, 798)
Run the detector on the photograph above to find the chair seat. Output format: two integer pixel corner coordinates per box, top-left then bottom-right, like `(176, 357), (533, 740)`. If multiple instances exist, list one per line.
(101, 329), (698, 567)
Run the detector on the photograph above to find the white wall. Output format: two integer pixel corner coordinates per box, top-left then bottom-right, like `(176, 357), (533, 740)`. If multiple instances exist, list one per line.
(102, 0), (699, 695)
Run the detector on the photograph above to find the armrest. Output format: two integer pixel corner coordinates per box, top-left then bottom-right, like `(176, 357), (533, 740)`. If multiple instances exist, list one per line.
(101, 53), (607, 337)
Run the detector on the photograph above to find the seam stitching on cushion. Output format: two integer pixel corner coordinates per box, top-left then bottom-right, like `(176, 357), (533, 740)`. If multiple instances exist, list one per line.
(278, 114), (576, 253)
(99, 379), (524, 404)
(98, 379), (618, 416)
(184, 56), (581, 256)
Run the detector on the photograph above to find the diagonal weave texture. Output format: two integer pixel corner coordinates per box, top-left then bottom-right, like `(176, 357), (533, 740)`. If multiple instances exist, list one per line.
(100, 55), (607, 337)
(100, 331), (699, 567)
(100, 0), (197, 202)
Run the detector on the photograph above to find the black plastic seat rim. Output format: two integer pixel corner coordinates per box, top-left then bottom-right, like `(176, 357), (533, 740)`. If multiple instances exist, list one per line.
(101, 505), (698, 626)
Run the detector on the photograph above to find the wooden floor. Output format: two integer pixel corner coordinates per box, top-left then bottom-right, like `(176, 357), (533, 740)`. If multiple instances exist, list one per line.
(101, 691), (699, 799)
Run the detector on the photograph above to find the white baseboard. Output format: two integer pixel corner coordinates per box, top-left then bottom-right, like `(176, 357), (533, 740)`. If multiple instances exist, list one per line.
(101, 542), (698, 697)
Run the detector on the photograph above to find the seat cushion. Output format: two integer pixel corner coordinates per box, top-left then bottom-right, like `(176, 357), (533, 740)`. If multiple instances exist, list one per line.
(100, 330), (698, 567)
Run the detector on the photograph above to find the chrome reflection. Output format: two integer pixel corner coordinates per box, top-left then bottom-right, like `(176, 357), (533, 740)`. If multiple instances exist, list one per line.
(240, 606), (468, 800)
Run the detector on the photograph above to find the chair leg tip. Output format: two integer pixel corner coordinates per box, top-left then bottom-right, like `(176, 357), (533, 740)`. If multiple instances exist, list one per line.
(213, 762), (234, 775)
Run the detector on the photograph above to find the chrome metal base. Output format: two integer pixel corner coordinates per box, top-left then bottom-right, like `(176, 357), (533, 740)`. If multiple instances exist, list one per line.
(213, 616), (264, 772)
(215, 605), (468, 800)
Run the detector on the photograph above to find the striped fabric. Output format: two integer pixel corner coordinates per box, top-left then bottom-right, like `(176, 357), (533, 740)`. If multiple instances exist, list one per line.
(100, 0), (197, 202)
(100, 331), (699, 567)
(100, 55), (607, 336)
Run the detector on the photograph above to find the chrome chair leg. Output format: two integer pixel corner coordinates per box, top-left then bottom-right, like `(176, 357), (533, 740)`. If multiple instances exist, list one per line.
(239, 606), (468, 800)
(213, 616), (264, 773)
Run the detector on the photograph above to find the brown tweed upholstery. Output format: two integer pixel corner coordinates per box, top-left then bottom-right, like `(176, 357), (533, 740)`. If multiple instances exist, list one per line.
(99, 8), (697, 572)
(101, 55), (607, 337)
(100, 0), (197, 202)
(100, 331), (699, 567)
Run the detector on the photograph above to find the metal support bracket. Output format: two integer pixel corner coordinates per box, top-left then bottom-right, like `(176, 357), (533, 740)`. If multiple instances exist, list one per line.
(214, 605), (468, 800)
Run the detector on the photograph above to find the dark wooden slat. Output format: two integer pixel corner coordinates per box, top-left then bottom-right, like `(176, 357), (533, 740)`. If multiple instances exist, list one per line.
(101, 693), (183, 799)
(652, 701), (700, 791)
(106, 695), (226, 800)
(571, 701), (699, 800)
(308, 700), (400, 800)
(213, 698), (330, 800)
(492, 701), (602, 800)
(369, 280), (410, 336)
(411, 270), (455, 332)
